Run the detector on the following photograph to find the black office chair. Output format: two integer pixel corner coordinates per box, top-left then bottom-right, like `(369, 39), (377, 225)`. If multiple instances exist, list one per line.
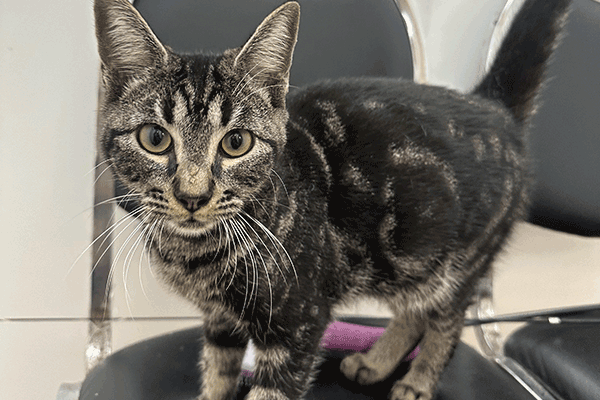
(74, 1), (599, 399)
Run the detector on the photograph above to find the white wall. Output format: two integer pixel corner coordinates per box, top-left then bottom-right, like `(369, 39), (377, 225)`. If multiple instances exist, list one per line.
(1, 1), (98, 398)
(0, 0), (98, 319)
(0, 0), (97, 400)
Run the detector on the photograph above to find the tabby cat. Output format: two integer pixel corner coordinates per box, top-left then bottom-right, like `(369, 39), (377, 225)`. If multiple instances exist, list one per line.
(93, 0), (569, 399)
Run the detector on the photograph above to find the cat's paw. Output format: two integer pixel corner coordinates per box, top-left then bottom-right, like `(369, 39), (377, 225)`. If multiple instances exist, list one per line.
(389, 381), (432, 400)
(340, 353), (387, 385)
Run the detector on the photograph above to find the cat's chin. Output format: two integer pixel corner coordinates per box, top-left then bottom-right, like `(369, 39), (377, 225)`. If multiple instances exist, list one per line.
(167, 219), (218, 239)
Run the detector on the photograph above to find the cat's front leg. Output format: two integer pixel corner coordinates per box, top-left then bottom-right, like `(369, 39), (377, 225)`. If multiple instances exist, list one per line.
(198, 315), (249, 400)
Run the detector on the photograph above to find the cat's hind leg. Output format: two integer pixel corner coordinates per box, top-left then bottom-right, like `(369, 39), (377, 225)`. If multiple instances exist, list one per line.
(340, 312), (425, 385)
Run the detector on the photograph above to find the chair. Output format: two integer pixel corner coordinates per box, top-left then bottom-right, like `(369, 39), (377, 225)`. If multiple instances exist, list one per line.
(501, 0), (600, 399)
(60, 0), (598, 399)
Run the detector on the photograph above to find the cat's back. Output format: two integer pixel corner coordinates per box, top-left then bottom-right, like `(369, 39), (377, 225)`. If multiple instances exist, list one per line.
(287, 77), (516, 147)
(284, 77), (528, 247)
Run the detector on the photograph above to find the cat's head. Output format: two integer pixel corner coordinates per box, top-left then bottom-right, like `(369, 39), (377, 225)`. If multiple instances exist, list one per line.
(94, 0), (300, 238)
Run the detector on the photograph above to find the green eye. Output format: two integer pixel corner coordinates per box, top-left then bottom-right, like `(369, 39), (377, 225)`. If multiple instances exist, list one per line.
(221, 129), (254, 158)
(138, 124), (172, 154)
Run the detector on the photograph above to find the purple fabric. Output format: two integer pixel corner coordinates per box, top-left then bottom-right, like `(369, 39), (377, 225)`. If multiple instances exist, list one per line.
(320, 321), (420, 360)
(241, 321), (419, 377)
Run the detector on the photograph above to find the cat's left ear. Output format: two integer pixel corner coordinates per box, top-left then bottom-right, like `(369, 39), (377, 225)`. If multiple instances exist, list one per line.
(94, 0), (168, 83)
(234, 2), (300, 104)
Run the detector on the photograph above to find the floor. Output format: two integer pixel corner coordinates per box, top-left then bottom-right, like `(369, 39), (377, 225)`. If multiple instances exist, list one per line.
(2, 1), (599, 400)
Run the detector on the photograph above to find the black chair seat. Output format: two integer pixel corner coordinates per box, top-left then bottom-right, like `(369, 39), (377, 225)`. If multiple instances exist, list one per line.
(504, 310), (600, 400)
(79, 317), (535, 400)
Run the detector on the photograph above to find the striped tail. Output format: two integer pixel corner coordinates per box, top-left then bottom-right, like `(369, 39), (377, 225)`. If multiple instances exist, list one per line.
(474, 0), (571, 124)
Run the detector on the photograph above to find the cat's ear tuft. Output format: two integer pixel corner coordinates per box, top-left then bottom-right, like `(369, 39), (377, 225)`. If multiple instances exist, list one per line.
(94, 0), (168, 82)
(234, 2), (300, 95)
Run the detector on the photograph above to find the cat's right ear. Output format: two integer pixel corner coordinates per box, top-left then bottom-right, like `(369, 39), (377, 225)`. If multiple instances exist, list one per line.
(94, 0), (168, 83)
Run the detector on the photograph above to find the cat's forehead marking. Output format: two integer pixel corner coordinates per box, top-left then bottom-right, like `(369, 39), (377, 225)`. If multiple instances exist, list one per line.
(172, 89), (190, 128)
(201, 64), (215, 105)
(207, 94), (223, 128)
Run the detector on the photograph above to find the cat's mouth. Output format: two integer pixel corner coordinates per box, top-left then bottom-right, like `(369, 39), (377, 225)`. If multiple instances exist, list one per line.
(166, 215), (218, 238)
(181, 217), (208, 228)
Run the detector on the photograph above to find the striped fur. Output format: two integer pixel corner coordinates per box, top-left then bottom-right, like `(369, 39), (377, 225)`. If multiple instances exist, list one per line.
(94, 0), (570, 399)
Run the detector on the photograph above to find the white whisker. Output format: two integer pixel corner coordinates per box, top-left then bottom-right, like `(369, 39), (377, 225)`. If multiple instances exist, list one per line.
(219, 220), (238, 291)
(228, 216), (259, 320)
(224, 218), (250, 324)
(92, 162), (115, 186)
(238, 214), (287, 286)
(66, 206), (143, 279)
(215, 218), (232, 286)
(85, 157), (113, 177)
(64, 191), (142, 232)
(107, 188), (141, 223)
(91, 209), (150, 318)
(242, 212), (298, 285)
(122, 222), (150, 319)
(94, 193), (141, 208)
(148, 219), (166, 281)
(250, 194), (270, 216)
(271, 169), (290, 201)
(230, 216), (273, 327)
(138, 219), (159, 303)
(88, 207), (148, 277)
(114, 212), (153, 318)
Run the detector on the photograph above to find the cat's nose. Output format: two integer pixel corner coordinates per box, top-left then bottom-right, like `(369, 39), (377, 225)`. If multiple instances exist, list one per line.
(175, 193), (211, 213)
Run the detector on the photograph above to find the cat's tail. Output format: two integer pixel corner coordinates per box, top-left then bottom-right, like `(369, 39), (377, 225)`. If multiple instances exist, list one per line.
(474, 0), (570, 125)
